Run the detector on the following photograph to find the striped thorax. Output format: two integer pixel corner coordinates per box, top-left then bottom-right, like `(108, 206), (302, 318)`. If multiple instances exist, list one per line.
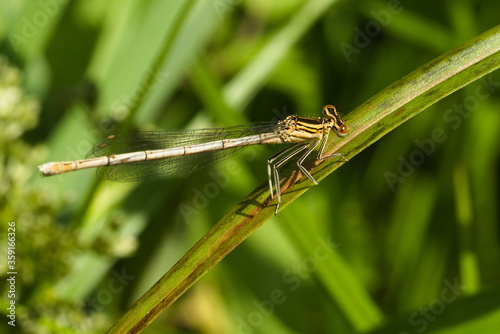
(277, 105), (348, 143)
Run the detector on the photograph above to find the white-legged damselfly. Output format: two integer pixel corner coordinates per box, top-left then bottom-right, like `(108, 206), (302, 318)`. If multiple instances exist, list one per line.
(38, 105), (349, 213)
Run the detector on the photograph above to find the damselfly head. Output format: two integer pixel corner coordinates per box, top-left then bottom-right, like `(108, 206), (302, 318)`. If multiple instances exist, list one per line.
(323, 105), (348, 137)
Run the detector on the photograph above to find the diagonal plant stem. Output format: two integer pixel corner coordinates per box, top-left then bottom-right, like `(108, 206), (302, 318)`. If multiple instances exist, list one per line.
(107, 25), (499, 333)
(303, 26), (500, 192)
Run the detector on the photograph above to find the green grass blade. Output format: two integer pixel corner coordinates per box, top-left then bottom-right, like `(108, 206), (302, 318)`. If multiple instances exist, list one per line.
(107, 26), (499, 333)
(368, 286), (500, 334)
(224, 0), (339, 108)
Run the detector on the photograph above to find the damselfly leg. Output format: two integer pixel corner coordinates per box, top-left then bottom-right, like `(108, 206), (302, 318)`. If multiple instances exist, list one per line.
(267, 134), (348, 214)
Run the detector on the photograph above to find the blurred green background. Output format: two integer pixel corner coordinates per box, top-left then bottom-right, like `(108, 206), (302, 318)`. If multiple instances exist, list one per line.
(1, 0), (499, 333)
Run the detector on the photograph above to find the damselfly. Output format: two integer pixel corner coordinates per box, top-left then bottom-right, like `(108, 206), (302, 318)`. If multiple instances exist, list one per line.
(38, 105), (349, 213)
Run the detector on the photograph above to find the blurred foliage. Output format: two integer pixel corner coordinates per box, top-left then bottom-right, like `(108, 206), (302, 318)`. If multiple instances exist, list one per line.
(0, 0), (499, 333)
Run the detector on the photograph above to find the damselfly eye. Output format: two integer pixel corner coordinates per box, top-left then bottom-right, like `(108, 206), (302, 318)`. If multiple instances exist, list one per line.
(336, 124), (349, 137)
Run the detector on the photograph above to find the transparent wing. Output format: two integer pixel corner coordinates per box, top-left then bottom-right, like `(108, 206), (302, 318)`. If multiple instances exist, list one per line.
(86, 122), (282, 182)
